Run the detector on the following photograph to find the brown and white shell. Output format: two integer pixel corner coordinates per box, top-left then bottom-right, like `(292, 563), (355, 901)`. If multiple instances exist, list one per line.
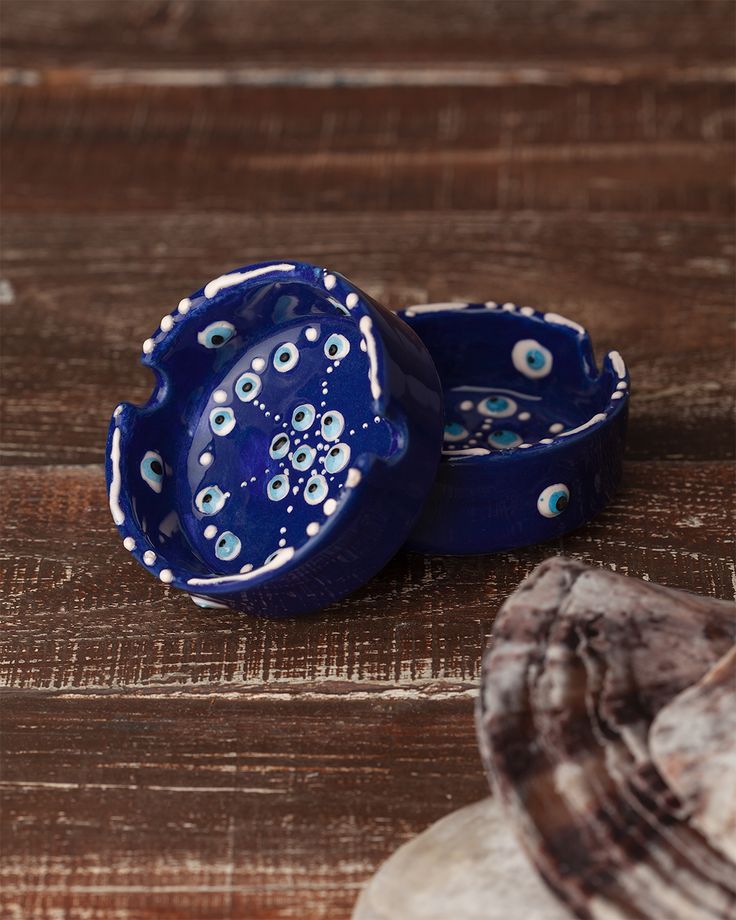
(476, 556), (736, 920)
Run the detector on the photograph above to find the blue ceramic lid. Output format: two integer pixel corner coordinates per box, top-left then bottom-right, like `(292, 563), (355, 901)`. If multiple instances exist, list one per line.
(398, 301), (630, 555)
(106, 261), (443, 617)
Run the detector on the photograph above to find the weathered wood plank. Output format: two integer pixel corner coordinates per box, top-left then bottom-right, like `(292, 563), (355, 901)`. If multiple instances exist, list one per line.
(1, 462), (733, 692)
(2, 212), (733, 465)
(2, 80), (733, 214)
(3, 0), (733, 69)
(0, 693), (485, 920)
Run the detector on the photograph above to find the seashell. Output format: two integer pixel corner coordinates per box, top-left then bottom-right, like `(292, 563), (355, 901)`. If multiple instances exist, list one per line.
(651, 645), (736, 863)
(352, 797), (570, 920)
(476, 557), (736, 920)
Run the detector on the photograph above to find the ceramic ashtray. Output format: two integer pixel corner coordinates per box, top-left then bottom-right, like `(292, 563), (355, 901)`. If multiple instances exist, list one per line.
(398, 301), (629, 554)
(107, 261), (443, 617)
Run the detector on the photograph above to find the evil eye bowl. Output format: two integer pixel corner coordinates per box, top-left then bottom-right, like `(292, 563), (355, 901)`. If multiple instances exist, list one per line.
(107, 261), (443, 617)
(398, 302), (630, 554)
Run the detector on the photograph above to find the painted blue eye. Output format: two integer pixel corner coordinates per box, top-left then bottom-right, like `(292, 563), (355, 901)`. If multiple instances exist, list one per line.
(269, 433), (290, 459)
(443, 422), (468, 443)
(292, 445), (316, 472)
(512, 339), (553, 379)
(235, 372), (261, 402)
(321, 410), (345, 442)
(195, 485), (229, 514)
(304, 474), (328, 505)
(324, 442), (350, 474)
(478, 395), (517, 418)
(140, 450), (164, 493)
(488, 429), (523, 450)
(274, 342), (299, 372)
(215, 530), (241, 561)
(292, 403), (315, 431)
(537, 483), (570, 518)
(324, 333), (350, 360)
(209, 407), (235, 436)
(267, 474), (290, 502)
(198, 321), (236, 349)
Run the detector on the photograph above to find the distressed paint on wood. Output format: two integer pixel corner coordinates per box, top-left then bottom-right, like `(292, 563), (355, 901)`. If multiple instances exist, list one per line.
(1, 213), (733, 465)
(1, 461), (733, 693)
(0, 694), (485, 920)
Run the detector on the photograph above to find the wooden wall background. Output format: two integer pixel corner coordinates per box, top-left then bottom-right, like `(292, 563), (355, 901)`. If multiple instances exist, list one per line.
(1, 2), (734, 917)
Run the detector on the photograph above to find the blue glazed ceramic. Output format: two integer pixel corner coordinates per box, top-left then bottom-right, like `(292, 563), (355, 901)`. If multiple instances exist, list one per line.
(106, 262), (443, 617)
(398, 302), (629, 555)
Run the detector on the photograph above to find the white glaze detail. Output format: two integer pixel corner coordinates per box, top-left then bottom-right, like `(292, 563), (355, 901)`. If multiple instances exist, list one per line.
(549, 422), (564, 433)
(160, 314), (174, 332)
(109, 427), (125, 525)
(199, 451), (213, 466)
(609, 350), (627, 379)
(518, 411), (532, 422)
(177, 297), (191, 314)
(123, 536), (135, 551)
(442, 447), (490, 457)
(191, 595), (228, 609)
(159, 569), (174, 583)
(559, 413), (607, 438)
(306, 522), (320, 536)
(323, 498), (337, 516)
(346, 292), (359, 309)
(187, 546), (295, 586)
(204, 525), (217, 539)
(143, 550), (157, 565)
(403, 302), (468, 317)
(305, 327), (319, 342)
(345, 468), (362, 488)
(359, 315), (381, 401)
(212, 389), (228, 404)
(544, 313), (585, 334)
(142, 338), (155, 354)
(251, 357), (266, 372)
(324, 273), (336, 290)
(204, 263), (295, 299)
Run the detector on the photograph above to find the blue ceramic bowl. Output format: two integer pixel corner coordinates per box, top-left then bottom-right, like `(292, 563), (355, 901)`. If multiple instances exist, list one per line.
(107, 261), (443, 617)
(398, 302), (629, 555)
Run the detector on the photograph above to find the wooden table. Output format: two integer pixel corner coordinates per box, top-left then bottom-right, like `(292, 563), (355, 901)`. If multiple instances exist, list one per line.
(1, 2), (734, 917)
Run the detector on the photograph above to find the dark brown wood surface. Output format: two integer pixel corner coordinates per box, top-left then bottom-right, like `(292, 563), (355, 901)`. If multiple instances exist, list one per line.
(1, 2), (734, 917)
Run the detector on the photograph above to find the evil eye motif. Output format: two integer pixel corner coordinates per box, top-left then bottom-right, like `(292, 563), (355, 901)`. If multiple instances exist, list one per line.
(273, 342), (299, 372)
(324, 333), (350, 361)
(215, 531), (241, 561)
(512, 339), (553, 379)
(267, 474), (290, 502)
(269, 433), (290, 459)
(537, 483), (570, 518)
(488, 429), (523, 450)
(140, 450), (164, 493)
(292, 445), (316, 472)
(324, 442), (350, 474)
(195, 485), (228, 515)
(478, 395), (517, 418)
(292, 403), (315, 431)
(235, 372), (261, 402)
(198, 321), (236, 349)
(304, 474), (328, 505)
(210, 407), (235, 436)
(321, 410), (345, 442)
(444, 422), (468, 443)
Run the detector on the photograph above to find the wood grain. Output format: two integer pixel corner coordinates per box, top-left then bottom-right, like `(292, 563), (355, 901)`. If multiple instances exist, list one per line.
(3, 0), (733, 69)
(0, 693), (485, 920)
(1, 461), (733, 693)
(3, 80), (733, 215)
(1, 2), (734, 917)
(1, 213), (733, 465)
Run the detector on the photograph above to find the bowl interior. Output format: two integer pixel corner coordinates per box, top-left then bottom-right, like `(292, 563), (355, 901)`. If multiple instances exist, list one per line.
(402, 307), (613, 454)
(121, 281), (394, 579)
